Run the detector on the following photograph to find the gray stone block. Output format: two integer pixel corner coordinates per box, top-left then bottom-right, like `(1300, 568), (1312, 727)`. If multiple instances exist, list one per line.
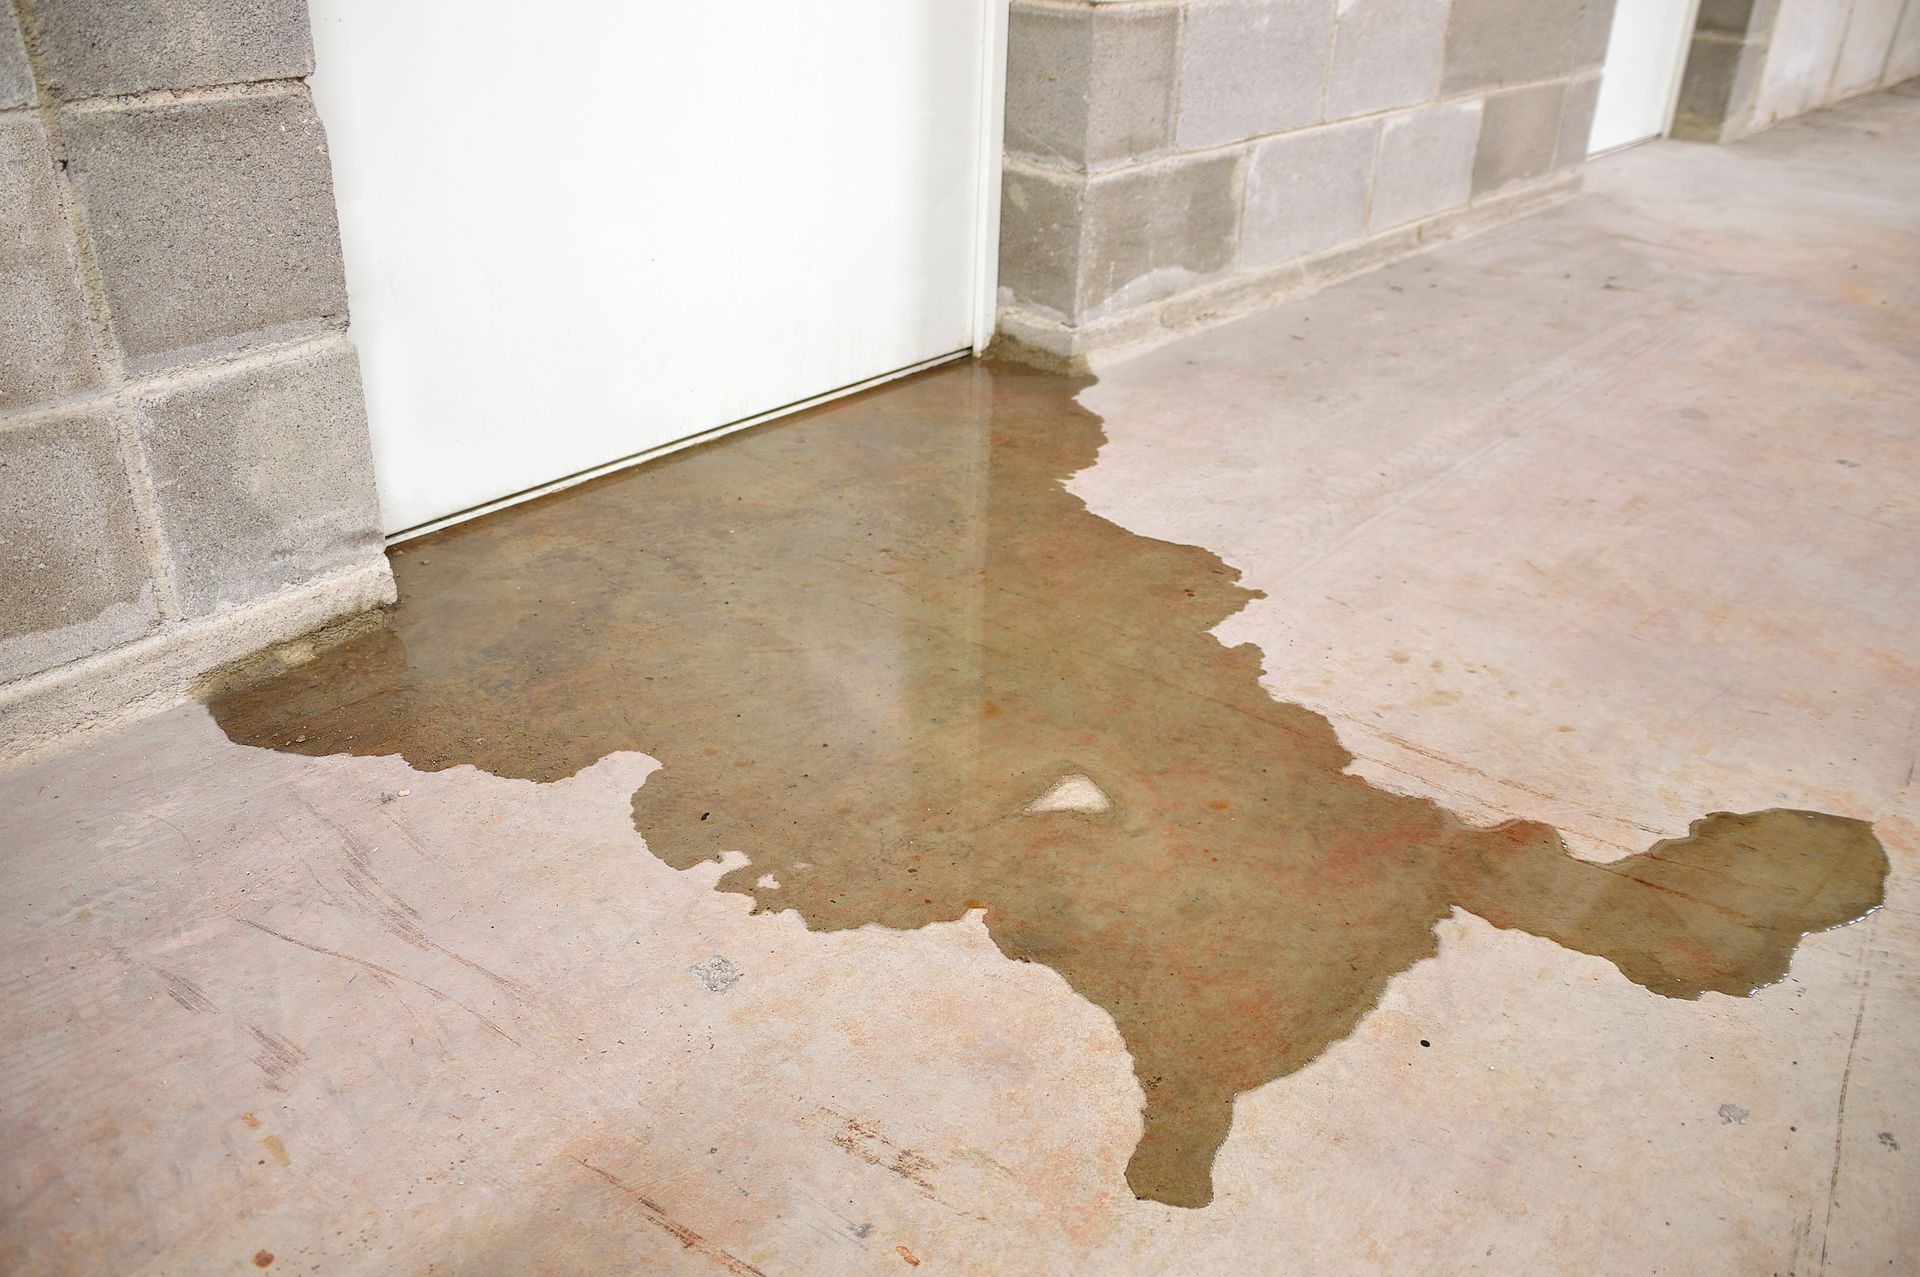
(1079, 152), (1242, 317)
(1574, 0), (1620, 70)
(1443, 0), (1582, 93)
(1242, 119), (1377, 269)
(1004, 5), (1090, 166)
(1083, 6), (1179, 165)
(1371, 101), (1481, 232)
(1834, 0), (1908, 96)
(139, 341), (383, 617)
(999, 165), (1085, 320)
(1, 6), (32, 109)
(1892, 0), (1920, 82)
(61, 88), (348, 371)
(1176, 0), (1332, 151)
(1, 113), (100, 411)
(1671, 35), (1763, 141)
(1696, 0), (1777, 36)
(1472, 81), (1566, 196)
(30, 0), (314, 100)
(1555, 72), (1601, 168)
(1325, 0), (1448, 120)
(1003, 2), (1177, 170)
(0, 406), (158, 682)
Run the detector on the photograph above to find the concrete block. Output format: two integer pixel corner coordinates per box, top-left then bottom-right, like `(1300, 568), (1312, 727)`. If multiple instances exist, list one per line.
(1176, 0), (1332, 151)
(1325, 0), (1448, 120)
(1472, 81), (1565, 196)
(1079, 152), (1242, 317)
(1754, 0), (1852, 123)
(1, 6), (32, 109)
(0, 407), (158, 682)
(0, 556), (392, 763)
(1003, 3), (1176, 170)
(1573, 0), (1620, 70)
(1004, 5), (1091, 166)
(60, 88), (348, 370)
(30, 0), (314, 100)
(998, 165), (1085, 320)
(1671, 35), (1763, 141)
(1371, 101), (1481, 232)
(1696, 0), (1778, 36)
(139, 341), (383, 617)
(1443, 0), (1582, 93)
(0, 113), (100, 411)
(1892, 0), (1920, 82)
(1242, 119), (1377, 269)
(1083, 6), (1179, 165)
(1555, 72), (1601, 169)
(1833, 0), (1907, 96)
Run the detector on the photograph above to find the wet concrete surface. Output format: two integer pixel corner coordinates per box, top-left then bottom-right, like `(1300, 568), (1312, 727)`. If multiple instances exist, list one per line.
(210, 360), (1886, 1208)
(4, 86), (1918, 1274)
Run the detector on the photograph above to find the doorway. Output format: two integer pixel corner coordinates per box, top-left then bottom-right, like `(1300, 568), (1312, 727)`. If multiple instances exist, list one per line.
(307, 1), (1008, 536)
(1589, 0), (1705, 154)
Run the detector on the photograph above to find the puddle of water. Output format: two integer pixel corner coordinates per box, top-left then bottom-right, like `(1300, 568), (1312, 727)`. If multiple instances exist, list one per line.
(209, 359), (1886, 1208)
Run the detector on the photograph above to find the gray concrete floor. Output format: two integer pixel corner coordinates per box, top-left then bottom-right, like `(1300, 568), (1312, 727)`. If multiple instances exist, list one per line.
(4, 85), (1918, 1274)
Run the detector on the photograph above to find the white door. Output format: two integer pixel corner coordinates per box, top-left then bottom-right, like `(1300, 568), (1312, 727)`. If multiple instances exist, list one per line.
(1589, 0), (1704, 154)
(308, 2), (1006, 536)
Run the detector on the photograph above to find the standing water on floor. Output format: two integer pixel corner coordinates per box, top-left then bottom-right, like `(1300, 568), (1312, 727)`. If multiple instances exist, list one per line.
(208, 360), (1887, 1208)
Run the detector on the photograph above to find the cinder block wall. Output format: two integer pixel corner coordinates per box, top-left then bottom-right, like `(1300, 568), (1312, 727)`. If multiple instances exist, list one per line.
(0, 0), (392, 758)
(996, 0), (1618, 362)
(1674, 0), (1920, 143)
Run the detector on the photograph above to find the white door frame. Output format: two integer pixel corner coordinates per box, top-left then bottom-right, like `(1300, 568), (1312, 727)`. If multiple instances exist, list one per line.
(971, 0), (1011, 354)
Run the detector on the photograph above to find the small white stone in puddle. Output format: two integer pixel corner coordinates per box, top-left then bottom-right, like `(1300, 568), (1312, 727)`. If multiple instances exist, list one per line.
(1025, 773), (1110, 815)
(1717, 1103), (1750, 1125)
(689, 956), (742, 993)
(756, 874), (780, 890)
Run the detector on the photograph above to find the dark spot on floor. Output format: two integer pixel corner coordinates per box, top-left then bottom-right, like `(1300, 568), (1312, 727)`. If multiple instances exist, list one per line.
(208, 359), (1889, 1209)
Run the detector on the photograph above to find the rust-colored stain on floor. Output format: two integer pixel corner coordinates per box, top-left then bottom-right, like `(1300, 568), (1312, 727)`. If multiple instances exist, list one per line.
(209, 360), (1887, 1207)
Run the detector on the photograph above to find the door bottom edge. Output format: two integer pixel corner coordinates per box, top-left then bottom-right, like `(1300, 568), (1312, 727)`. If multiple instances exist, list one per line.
(383, 347), (975, 545)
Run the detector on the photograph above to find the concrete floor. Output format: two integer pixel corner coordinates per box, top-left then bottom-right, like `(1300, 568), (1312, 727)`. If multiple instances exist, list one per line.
(4, 86), (1917, 1274)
